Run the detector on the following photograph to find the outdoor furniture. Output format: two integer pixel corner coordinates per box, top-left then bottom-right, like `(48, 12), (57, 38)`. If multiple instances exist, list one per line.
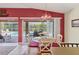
(0, 34), (5, 42)
(1, 29), (11, 42)
(4, 33), (11, 40)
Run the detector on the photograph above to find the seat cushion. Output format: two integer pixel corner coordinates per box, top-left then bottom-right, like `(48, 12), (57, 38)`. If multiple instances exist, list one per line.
(29, 41), (39, 47)
(29, 41), (59, 47)
(52, 43), (59, 47)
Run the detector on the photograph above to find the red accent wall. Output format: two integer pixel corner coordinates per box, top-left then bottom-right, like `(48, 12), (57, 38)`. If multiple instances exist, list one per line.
(0, 8), (64, 42)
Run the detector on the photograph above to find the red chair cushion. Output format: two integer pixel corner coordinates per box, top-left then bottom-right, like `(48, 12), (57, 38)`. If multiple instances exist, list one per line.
(29, 41), (59, 47)
(52, 43), (59, 47)
(29, 41), (39, 47)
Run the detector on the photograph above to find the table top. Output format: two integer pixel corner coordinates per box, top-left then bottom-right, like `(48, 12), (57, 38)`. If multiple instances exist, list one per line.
(52, 47), (79, 55)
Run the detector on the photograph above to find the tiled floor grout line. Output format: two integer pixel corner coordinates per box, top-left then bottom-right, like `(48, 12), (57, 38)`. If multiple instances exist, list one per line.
(8, 46), (18, 55)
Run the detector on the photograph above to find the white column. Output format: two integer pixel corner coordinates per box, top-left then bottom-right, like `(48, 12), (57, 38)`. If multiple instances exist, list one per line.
(46, 20), (50, 36)
(54, 18), (60, 39)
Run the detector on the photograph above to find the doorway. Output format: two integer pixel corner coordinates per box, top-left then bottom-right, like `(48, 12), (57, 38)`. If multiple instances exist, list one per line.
(0, 17), (18, 44)
(22, 19), (60, 44)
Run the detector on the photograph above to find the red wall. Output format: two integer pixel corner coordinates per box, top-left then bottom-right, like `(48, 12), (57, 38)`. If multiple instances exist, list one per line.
(0, 8), (64, 42)
(0, 8), (64, 17)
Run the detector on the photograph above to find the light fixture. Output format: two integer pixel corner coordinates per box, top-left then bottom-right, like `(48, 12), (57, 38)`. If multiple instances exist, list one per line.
(41, 4), (52, 19)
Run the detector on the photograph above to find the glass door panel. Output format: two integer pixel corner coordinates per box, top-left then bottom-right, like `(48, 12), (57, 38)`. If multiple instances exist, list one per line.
(0, 21), (18, 43)
(22, 19), (60, 44)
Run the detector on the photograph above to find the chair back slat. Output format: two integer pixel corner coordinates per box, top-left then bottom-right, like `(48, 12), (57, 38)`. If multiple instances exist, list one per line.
(60, 43), (79, 47)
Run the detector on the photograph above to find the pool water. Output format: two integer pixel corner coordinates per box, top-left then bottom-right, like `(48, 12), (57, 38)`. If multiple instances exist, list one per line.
(10, 32), (26, 36)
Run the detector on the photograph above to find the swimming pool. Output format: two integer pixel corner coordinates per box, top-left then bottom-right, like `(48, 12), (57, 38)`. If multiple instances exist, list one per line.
(10, 32), (26, 36)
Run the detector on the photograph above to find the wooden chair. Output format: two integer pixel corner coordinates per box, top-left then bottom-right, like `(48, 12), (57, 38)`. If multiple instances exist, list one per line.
(39, 38), (53, 55)
(56, 34), (63, 47)
(52, 39), (61, 47)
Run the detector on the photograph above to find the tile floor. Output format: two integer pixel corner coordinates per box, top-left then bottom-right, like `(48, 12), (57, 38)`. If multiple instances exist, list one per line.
(0, 43), (38, 55)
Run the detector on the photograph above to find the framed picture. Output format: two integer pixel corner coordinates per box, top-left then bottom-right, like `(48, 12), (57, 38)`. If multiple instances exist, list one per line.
(72, 19), (79, 27)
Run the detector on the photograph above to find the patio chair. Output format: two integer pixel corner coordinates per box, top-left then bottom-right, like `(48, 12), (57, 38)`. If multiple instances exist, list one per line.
(0, 34), (5, 42)
(4, 29), (11, 40)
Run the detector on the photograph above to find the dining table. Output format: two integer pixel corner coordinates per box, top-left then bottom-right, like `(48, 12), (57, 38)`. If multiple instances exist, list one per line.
(28, 47), (79, 55)
(52, 47), (79, 55)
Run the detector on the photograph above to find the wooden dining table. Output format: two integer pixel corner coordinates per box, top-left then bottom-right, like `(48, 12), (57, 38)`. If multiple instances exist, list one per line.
(52, 47), (79, 55)
(28, 47), (79, 55)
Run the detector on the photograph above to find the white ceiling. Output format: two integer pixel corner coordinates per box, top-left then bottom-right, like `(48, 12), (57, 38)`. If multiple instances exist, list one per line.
(0, 3), (79, 13)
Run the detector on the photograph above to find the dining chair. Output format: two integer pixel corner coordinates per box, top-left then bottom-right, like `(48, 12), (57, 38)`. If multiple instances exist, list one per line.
(39, 38), (53, 55)
(56, 34), (63, 47)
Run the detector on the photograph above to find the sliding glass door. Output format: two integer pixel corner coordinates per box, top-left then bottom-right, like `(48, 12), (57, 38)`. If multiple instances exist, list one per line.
(46, 19), (60, 39)
(0, 21), (18, 43)
(22, 19), (60, 44)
